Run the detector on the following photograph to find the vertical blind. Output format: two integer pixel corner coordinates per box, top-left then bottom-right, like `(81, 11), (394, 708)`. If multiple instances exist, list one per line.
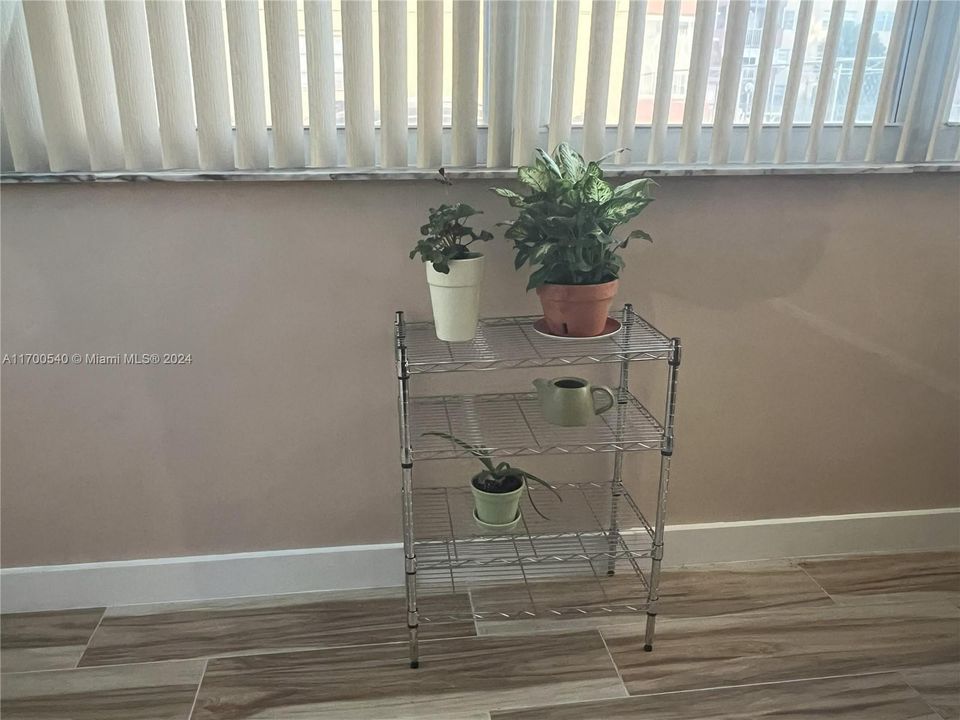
(1, 0), (958, 175)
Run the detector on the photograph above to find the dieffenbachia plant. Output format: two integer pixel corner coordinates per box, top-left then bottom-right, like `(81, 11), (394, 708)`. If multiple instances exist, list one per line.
(492, 143), (655, 290)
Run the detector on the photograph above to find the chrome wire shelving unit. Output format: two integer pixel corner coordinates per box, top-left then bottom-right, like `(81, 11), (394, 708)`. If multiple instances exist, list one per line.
(395, 304), (681, 668)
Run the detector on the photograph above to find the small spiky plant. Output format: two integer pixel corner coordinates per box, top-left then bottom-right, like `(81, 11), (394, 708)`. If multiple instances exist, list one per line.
(423, 432), (562, 519)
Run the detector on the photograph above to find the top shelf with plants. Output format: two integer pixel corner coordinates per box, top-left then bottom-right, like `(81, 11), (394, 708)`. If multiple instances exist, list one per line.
(400, 306), (674, 374)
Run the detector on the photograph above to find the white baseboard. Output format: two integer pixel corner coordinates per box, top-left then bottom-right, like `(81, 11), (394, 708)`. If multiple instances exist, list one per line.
(2, 508), (957, 613)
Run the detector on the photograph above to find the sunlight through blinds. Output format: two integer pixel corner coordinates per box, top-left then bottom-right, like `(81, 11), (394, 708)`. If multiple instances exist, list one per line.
(2, 0), (956, 174)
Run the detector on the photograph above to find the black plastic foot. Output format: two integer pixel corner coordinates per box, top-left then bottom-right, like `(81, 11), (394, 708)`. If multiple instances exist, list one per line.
(410, 660), (419, 669)
(643, 644), (653, 652)
(606, 570), (615, 576)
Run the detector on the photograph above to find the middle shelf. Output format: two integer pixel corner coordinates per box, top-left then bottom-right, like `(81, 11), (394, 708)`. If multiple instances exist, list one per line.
(408, 390), (666, 461)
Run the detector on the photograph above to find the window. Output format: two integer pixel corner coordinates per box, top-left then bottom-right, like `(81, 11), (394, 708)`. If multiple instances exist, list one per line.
(0, 0), (955, 174)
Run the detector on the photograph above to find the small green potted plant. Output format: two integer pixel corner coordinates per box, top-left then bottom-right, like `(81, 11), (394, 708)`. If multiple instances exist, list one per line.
(424, 432), (561, 529)
(410, 203), (493, 342)
(492, 143), (655, 337)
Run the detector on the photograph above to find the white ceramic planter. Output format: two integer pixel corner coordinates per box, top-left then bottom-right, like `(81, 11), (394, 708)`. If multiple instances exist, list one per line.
(426, 254), (485, 342)
(471, 478), (523, 529)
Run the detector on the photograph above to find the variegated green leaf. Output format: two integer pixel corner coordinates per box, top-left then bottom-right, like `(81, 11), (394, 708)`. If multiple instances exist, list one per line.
(555, 143), (585, 180)
(518, 165), (549, 192)
(583, 175), (613, 204)
(536, 148), (563, 178)
(612, 178), (653, 198)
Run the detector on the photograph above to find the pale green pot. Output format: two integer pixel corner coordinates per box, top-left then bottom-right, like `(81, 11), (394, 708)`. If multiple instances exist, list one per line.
(471, 476), (524, 528)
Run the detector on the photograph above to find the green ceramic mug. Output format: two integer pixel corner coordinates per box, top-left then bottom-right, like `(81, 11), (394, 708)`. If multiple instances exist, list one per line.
(533, 377), (616, 427)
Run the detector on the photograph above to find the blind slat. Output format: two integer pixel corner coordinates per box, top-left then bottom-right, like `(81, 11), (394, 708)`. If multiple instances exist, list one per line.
(21, 0), (89, 171)
(0, 108), (11, 172)
(1, 0), (49, 171)
(677, 0), (717, 164)
(836, 0), (877, 162)
(145, 0), (199, 169)
(184, 0), (233, 170)
(264, 0), (305, 168)
(582, 0), (616, 161)
(225, 0), (269, 170)
(773, 0), (813, 164)
(805, 0), (845, 163)
(926, 25), (960, 161)
(616, 0), (646, 165)
(378, 0), (408, 168)
(512, 0), (547, 166)
(66, 0), (124, 171)
(896, 1), (939, 162)
(865, 0), (910, 162)
(538, 1), (554, 125)
(304, 0), (338, 167)
(549, 0), (580, 153)
(709, 0), (748, 165)
(451, 0), (479, 167)
(647, 0), (680, 164)
(417, 0), (443, 168)
(744, 0), (781, 163)
(486, 0), (517, 167)
(341, 0), (375, 167)
(104, 0), (163, 170)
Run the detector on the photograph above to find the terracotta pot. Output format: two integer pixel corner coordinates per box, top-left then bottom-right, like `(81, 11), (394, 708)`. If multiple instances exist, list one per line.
(536, 279), (619, 337)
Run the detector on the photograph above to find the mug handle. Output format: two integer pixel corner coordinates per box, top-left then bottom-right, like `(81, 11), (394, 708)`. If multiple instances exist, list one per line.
(592, 386), (617, 415)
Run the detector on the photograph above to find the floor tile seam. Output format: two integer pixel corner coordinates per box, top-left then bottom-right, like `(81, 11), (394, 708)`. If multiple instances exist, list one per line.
(75, 629), (492, 671)
(623, 668), (915, 698)
(793, 562), (837, 604)
(73, 608), (107, 669)
(892, 667), (956, 720)
(598, 630), (630, 699)
(186, 658), (209, 720)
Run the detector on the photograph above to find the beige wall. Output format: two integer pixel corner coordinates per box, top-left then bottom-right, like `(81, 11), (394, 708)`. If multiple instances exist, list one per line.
(2, 174), (958, 568)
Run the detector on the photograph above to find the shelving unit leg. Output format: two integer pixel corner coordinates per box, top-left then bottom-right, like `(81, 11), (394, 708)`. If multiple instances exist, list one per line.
(607, 304), (634, 576)
(396, 312), (420, 669)
(644, 336), (681, 652)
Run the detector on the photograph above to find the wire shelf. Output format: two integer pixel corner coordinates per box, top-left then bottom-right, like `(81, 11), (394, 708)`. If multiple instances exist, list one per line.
(412, 482), (653, 621)
(401, 307), (674, 374)
(409, 390), (665, 461)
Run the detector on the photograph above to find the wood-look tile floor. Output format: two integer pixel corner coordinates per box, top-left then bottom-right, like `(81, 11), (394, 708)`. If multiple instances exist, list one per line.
(1, 551), (957, 720)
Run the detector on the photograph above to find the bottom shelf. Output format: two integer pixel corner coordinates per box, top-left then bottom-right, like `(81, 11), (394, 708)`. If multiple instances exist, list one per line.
(417, 568), (651, 623)
(412, 481), (653, 622)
